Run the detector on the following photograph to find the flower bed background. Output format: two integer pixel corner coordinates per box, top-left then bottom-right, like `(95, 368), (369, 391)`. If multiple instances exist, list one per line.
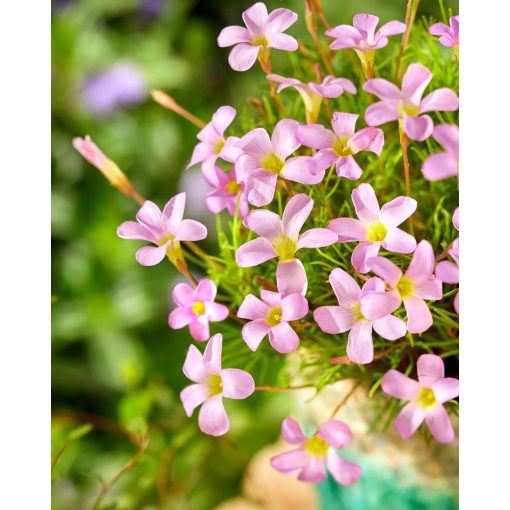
(51, 0), (459, 508)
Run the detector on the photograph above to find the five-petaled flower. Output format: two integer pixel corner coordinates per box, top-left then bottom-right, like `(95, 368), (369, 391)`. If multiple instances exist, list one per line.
(296, 113), (384, 181)
(169, 279), (229, 341)
(429, 15), (459, 57)
(326, 14), (406, 78)
(188, 106), (241, 179)
(237, 286), (308, 353)
(117, 192), (207, 266)
(204, 166), (249, 218)
(435, 208), (459, 313)
(267, 74), (356, 123)
(217, 2), (298, 72)
(271, 417), (362, 485)
(367, 240), (443, 334)
(180, 333), (255, 436)
(381, 354), (459, 443)
(235, 119), (322, 207)
(329, 183), (416, 273)
(236, 193), (337, 295)
(314, 268), (406, 364)
(422, 124), (459, 181)
(364, 63), (459, 141)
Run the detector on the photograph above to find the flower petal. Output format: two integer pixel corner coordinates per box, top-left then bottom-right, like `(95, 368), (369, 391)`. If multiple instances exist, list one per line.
(348, 127), (384, 155)
(420, 89), (459, 114)
(382, 228), (416, 253)
(393, 403), (425, 439)
(380, 196), (417, 227)
(297, 228), (337, 250)
(281, 293), (309, 321)
(331, 112), (358, 139)
(136, 200), (163, 234)
(189, 317), (210, 342)
(241, 319), (270, 351)
(353, 13), (379, 39)
(326, 452), (362, 486)
(360, 291), (400, 320)
(367, 256), (402, 287)
(363, 78), (402, 100)
(329, 217), (367, 242)
(194, 279), (216, 302)
(417, 353), (444, 387)
(238, 294), (270, 320)
(217, 25), (251, 47)
(174, 219), (207, 241)
(205, 302), (229, 322)
(271, 119), (300, 158)
(381, 369), (420, 400)
(373, 314), (407, 340)
(236, 237), (277, 267)
(182, 344), (206, 383)
(237, 127), (271, 158)
(425, 405), (455, 443)
(220, 368), (255, 399)
(242, 2), (268, 33)
(228, 43), (260, 72)
(433, 124), (459, 154)
(283, 156), (325, 185)
(422, 152), (458, 181)
(168, 307), (195, 329)
(336, 156), (363, 180)
(244, 209), (283, 240)
(317, 420), (352, 449)
(327, 25), (362, 49)
(282, 193), (313, 238)
(198, 395), (229, 436)
(376, 20), (406, 37)
(266, 8), (298, 35)
(180, 384), (209, 417)
(402, 63), (432, 105)
(162, 193), (186, 233)
(117, 221), (156, 242)
(432, 378), (459, 404)
(295, 124), (334, 149)
(352, 183), (380, 223)
(268, 33), (299, 51)
(281, 417), (306, 444)
(346, 320), (374, 364)
(271, 448), (308, 474)
(329, 268), (361, 306)
(203, 333), (223, 373)
(244, 168), (278, 206)
(403, 114), (434, 141)
(268, 322), (300, 353)
(414, 278), (443, 300)
(405, 240), (435, 280)
(404, 296), (433, 334)
(276, 259), (308, 295)
(435, 260), (459, 284)
(135, 245), (168, 266)
(298, 456), (327, 483)
(314, 306), (356, 334)
(364, 101), (400, 126)
(351, 241), (381, 274)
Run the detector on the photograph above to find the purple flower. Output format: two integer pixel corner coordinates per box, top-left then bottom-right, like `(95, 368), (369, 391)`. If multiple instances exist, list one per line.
(117, 193), (207, 266)
(81, 62), (147, 116)
(422, 124), (459, 181)
(314, 269), (405, 364)
(180, 334), (255, 436)
(296, 113), (384, 180)
(328, 183), (417, 273)
(271, 418), (361, 485)
(217, 2), (298, 72)
(363, 63), (459, 141)
(429, 16), (459, 49)
(204, 166), (249, 219)
(382, 354), (459, 443)
(169, 279), (229, 341)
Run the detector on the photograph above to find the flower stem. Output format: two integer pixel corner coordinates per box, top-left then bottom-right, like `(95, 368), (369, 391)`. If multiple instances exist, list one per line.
(152, 90), (206, 129)
(328, 381), (361, 420)
(399, 126), (414, 236)
(255, 384), (316, 392)
(394, 0), (421, 81)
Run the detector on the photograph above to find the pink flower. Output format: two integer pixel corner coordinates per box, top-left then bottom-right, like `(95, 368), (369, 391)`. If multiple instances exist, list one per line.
(314, 268), (405, 364)
(328, 183), (417, 273)
(271, 417), (361, 485)
(367, 240), (443, 334)
(236, 194), (337, 295)
(237, 288), (308, 353)
(267, 74), (356, 123)
(169, 279), (229, 341)
(429, 16), (459, 48)
(422, 124), (459, 181)
(363, 63), (459, 141)
(381, 354), (459, 443)
(188, 106), (241, 178)
(235, 119), (323, 207)
(117, 192), (207, 266)
(180, 333), (255, 436)
(296, 113), (384, 181)
(326, 13), (406, 52)
(217, 2), (298, 72)
(204, 166), (249, 218)
(435, 208), (459, 313)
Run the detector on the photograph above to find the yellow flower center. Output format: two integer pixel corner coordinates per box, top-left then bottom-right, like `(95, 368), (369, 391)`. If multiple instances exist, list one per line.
(398, 102), (420, 117)
(213, 138), (225, 155)
(272, 236), (297, 262)
(417, 387), (437, 409)
(396, 276), (415, 299)
(158, 233), (175, 246)
(206, 374), (223, 397)
(252, 35), (269, 47)
(261, 152), (285, 175)
(351, 302), (367, 322)
(304, 435), (330, 457)
(192, 301), (206, 316)
(366, 221), (388, 242)
(266, 306), (283, 327)
(226, 180), (241, 195)
(332, 136), (353, 157)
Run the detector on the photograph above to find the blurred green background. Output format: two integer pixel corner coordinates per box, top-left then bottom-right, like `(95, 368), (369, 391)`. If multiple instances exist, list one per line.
(51, 1), (458, 508)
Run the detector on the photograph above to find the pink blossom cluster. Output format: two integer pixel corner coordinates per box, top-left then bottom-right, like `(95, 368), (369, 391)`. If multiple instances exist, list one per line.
(75, 1), (459, 489)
